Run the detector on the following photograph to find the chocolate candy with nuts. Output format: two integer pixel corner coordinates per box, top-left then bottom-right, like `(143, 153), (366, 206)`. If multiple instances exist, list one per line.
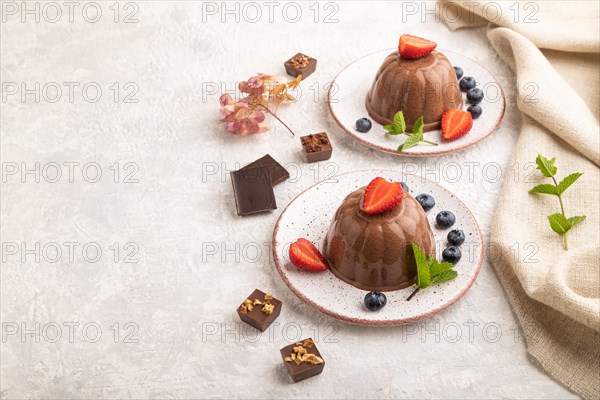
(284, 53), (317, 79)
(280, 338), (325, 383)
(300, 132), (332, 163)
(237, 289), (282, 332)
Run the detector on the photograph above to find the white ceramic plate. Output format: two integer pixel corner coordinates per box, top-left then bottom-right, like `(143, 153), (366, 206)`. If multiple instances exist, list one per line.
(272, 170), (483, 326)
(328, 49), (505, 156)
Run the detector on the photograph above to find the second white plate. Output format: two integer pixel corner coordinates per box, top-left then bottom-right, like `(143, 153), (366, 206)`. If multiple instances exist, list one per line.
(272, 170), (484, 326)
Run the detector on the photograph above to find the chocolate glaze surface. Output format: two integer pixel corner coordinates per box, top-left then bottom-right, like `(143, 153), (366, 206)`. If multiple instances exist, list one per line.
(323, 187), (436, 291)
(366, 50), (463, 132)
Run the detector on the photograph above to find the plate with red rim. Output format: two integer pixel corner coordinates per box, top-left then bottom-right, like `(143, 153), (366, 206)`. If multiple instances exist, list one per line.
(327, 48), (505, 156)
(272, 169), (484, 326)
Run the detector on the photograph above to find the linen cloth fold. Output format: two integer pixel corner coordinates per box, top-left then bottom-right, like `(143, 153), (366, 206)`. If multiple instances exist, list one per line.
(438, 1), (600, 398)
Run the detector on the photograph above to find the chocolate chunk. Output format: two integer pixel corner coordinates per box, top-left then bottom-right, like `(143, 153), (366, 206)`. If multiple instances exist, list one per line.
(285, 53), (317, 79)
(300, 132), (332, 163)
(280, 338), (325, 383)
(240, 154), (289, 186)
(237, 289), (282, 332)
(231, 166), (277, 216)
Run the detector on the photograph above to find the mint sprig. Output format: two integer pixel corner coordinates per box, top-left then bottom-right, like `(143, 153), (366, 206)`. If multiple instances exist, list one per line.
(529, 154), (586, 250)
(407, 243), (458, 301)
(384, 111), (406, 135)
(383, 111), (438, 152)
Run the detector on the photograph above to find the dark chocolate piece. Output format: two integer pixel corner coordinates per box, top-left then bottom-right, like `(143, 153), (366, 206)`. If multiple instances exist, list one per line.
(280, 338), (325, 383)
(300, 132), (332, 163)
(284, 53), (317, 79)
(231, 166), (277, 216)
(240, 154), (289, 186)
(237, 289), (282, 332)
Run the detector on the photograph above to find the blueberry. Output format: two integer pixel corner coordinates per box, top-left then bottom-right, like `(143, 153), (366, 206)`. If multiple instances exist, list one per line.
(401, 182), (409, 192)
(459, 76), (476, 92)
(364, 291), (387, 311)
(442, 246), (462, 264)
(355, 118), (372, 133)
(415, 194), (435, 212)
(436, 211), (456, 228)
(467, 104), (482, 119)
(453, 66), (464, 79)
(447, 229), (465, 246)
(466, 88), (484, 105)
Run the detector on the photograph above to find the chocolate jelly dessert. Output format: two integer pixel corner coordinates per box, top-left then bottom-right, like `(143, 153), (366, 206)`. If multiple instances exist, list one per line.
(323, 187), (436, 291)
(366, 50), (463, 132)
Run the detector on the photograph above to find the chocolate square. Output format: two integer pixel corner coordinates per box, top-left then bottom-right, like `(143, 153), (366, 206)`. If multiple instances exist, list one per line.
(300, 132), (332, 163)
(237, 289), (282, 332)
(240, 154), (289, 186)
(284, 53), (317, 79)
(280, 338), (325, 383)
(231, 166), (277, 216)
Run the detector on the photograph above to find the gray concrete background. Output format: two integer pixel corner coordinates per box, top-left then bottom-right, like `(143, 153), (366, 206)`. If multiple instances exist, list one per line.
(1, 1), (577, 398)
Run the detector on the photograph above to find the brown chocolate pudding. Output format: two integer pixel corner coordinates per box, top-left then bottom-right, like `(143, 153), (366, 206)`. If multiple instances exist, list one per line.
(366, 50), (463, 132)
(323, 187), (436, 291)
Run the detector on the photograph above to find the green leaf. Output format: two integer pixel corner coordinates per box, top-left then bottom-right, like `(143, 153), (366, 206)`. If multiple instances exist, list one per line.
(412, 243), (430, 289)
(535, 154), (557, 178)
(384, 124), (402, 136)
(385, 112), (407, 135)
(557, 172), (583, 195)
(385, 126), (403, 135)
(547, 213), (572, 234)
(529, 184), (559, 195)
(412, 116), (424, 135)
(430, 259), (455, 277)
(430, 269), (458, 285)
(398, 130), (423, 152)
(568, 215), (586, 228)
(393, 111), (406, 133)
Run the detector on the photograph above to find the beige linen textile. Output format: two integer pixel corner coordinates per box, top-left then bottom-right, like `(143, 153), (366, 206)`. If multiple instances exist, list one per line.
(439, 1), (600, 398)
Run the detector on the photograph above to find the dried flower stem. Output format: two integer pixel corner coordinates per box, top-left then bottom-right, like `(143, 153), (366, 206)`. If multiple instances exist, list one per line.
(256, 103), (295, 137)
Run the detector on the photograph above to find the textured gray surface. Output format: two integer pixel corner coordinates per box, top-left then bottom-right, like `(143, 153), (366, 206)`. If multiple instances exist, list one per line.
(0, 2), (578, 399)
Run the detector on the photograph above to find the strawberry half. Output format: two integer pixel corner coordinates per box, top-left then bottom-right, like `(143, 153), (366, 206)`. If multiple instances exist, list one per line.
(441, 109), (473, 141)
(289, 238), (328, 272)
(362, 177), (404, 215)
(398, 35), (437, 59)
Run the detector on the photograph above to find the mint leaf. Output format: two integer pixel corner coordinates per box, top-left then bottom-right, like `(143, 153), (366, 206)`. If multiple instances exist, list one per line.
(557, 172), (583, 195)
(384, 124), (402, 135)
(547, 213), (572, 234)
(568, 215), (586, 228)
(530, 184), (559, 195)
(398, 130), (423, 152)
(412, 116), (424, 135)
(430, 269), (458, 285)
(409, 243), (459, 300)
(429, 259), (454, 277)
(535, 154), (557, 178)
(393, 111), (406, 133)
(384, 112), (406, 135)
(412, 243), (430, 289)
(530, 156), (586, 250)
